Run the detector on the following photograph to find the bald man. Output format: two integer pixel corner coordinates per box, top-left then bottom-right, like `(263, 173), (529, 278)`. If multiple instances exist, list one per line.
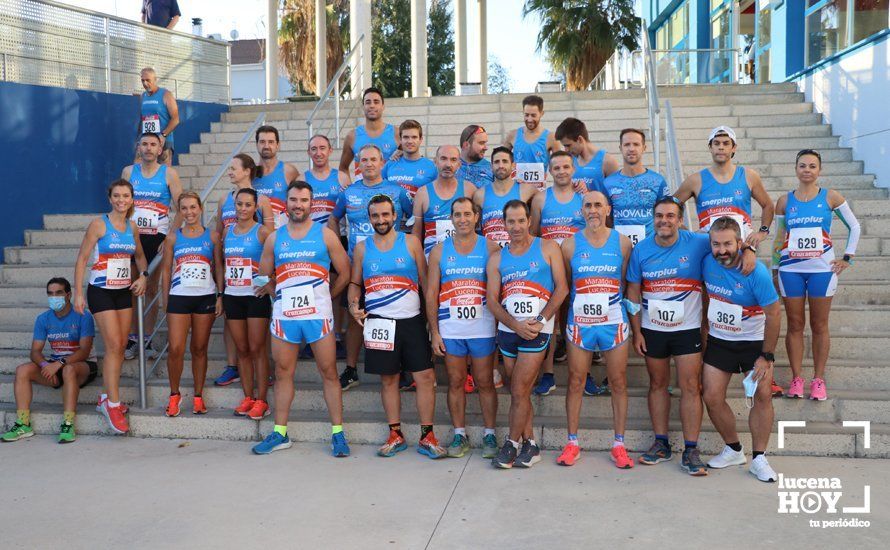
(412, 145), (478, 258)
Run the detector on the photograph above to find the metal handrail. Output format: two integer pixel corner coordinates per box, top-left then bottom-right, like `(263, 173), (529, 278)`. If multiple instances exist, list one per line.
(663, 100), (694, 229)
(640, 21), (661, 173)
(306, 33), (365, 147)
(135, 112), (267, 409)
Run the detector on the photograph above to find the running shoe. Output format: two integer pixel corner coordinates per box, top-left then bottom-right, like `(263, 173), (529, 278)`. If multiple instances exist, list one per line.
(252, 431), (292, 455)
(707, 445), (746, 468)
(192, 396), (208, 415)
(214, 366), (240, 386)
(786, 376), (805, 399)
(583, 374), (607, 396)
(493, 441), (517, 469)
(492, 369), (504, 389)
(515, 440), (542, 468)
(680, 448), (708, 476)
(378, 431), (407, 457)
(610, 446), (634, 469)
(554, 337), (567, 363)
(639, 439), (673, 465)
(533, 373), (555, 396)
(481, 433), (498, 459)
(447, 434), (470, 458)
(123, 337), (138, 360)
(464, 374), (476, 394)
(770, 379), (784, 398)
(749, 455), (778, 482)
(331, 432), (350, 457)
(600, 376), (611, 394)
(165, 394), (182, 417)
(299, 345), (314, 360)
(143, 340), (158, 360)
(58, 421), (75, 444)
(101, 401), (129, 434)
(234, 396), (256, 416)
(810, 378), (828, 401)
(2, 422), (34, 442)
(556, 443), (581, 466)
(96, 396), (129, 415)
(418, 432), (447, 459)
(247, 399), (270, 420)
(339, 366), (359, 391)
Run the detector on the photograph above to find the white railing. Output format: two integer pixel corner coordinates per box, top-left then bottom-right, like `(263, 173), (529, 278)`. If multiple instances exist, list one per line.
(0, 0), (230, 103)
(640, 22), (661, 174)
(306, 33), (365, 147)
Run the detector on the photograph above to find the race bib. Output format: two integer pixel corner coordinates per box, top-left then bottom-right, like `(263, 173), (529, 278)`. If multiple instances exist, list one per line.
(275, 211), (288, 229)
(572, 293), (611, 325)
(141, 115), (161, 134)
(616, 224), (646, 247)
(708, 300), (743, 333)
(281, 285), (317, 318)
(788, 227), (822, 258)
(728, 215), (750, 241)
(364, 318), (396, 351)
(505, 294), (539, 318)
(449, 296), (483, 321)
(435, 220), (456, 242)
(225, 258), (253, 287)
(181, 262), (210, 288)
(133, 208), (159, 234)
(516, 162), (545, 185)
(648, 299), (685, 328)
(106, 257), (131, 288)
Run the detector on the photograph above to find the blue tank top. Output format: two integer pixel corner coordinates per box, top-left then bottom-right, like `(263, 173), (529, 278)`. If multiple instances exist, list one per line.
(352, 124), (398, 181)
(88, 215), (137, 289)
(695, 166), (752, 235)
(513, 127), (550, 188)
(481, 182), (521, 246)
(305, 169), (341, 225)
(171, 227), (216, 296)
(573, 149), (606, 194)
(602, 169), (670, 245)
(568, 229), (626, 328)
(437, 235), (495, 339)
(363, 232), (420, 319)
(421, 183), (461, 256)
(499, 238), (555, 334)
(540, 187), (584, 244)
(254, 161), (288, 227)
(780, 187), (834, 272)
(220, 189), (263, 230)
(271, 222), (333, 322)
(223, 222), (263, 297)
(140, 87), (173, 147)
(130, 164), (172, 236)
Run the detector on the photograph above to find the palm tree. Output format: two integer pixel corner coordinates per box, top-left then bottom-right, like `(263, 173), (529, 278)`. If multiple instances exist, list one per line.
(278, 0), (350, 96)
(522, 0), (639, 91)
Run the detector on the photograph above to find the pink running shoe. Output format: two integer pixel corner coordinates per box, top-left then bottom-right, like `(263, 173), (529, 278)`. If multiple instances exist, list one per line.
(809, 378), (827, 401)
(786, 377), (805, 399)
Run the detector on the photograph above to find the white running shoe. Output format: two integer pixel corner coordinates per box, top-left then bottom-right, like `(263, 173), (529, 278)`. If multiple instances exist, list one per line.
(707, 445), (747, 468)
(749, 455), (778, 482)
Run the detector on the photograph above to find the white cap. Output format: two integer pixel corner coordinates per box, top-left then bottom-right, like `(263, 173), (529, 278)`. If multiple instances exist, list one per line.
(708, 125), (736, 144)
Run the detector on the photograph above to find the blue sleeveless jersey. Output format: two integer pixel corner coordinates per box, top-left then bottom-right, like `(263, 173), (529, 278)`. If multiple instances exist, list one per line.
(695, 166), (752, 235)
(437, 236), (495, 339)
(352, 124), (398, 182)
(223, 222), (263, 296)
(573, 150), (606, 194)
(779, 187), (834, 272)
(305, 169), (341, 225)
(567, 229), (626, 328)
(513, 127), (550, 188)
(130, 163), (172, 236)
(499, 238), (554, 334)
(140, 88), (173, 147)
(271, 222), (333, 322)
(363, 233), (420, 319)
(88, 215), (137, 288)
(421, 183), (462, 255)
(254, 161), (289, 227)
(170, 228), (216, 296)
(480, 182), (520, 246)
(540, 187), (584, 244)
(602, 169), (669, 245)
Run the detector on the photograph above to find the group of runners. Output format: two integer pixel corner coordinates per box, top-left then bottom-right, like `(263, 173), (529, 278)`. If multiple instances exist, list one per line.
(2, 84), (862, 484)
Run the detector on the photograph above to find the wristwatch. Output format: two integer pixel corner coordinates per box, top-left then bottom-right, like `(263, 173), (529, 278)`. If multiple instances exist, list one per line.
(58, 357), (67, 365)
(216, 291), (223, 298)
(141, 270), (149, 277)
(743, 243), (757, 254)
(759, 225), (770, 234)
(534, 314), (545, 324)
(842, 254), (853, 264)
(758, 352), (775, 363)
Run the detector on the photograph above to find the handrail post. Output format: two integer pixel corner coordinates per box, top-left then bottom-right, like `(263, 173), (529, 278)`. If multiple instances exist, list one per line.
(103, 16), (111, 93)
(334, 79), (341, 148)
(137, 294), (147, 409)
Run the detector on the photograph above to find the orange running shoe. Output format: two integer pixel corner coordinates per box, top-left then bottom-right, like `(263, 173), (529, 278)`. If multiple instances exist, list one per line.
(192, 396), (208, 415)
(464, 374), (476, 394)
(165, 394), (182, 417)
(556, 443), (581, 466)
(234, 396), (255, 416)
(611, 445), (634, 469)
(247, 399), (270, 420)
(102, 401), (129, 434)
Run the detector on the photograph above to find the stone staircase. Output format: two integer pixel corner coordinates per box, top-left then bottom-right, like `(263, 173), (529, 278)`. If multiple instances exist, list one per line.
(2, 83), (888, 457)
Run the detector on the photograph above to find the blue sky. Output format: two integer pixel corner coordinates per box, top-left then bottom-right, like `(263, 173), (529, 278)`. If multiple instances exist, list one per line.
(59, 0), (555, 92)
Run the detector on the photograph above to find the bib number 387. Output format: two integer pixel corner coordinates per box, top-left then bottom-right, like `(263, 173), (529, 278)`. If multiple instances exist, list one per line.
(363, 318), (396, 351)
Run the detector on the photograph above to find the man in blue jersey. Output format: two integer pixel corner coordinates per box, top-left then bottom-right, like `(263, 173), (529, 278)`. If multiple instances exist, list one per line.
(701, 217), (781, 483)
(554, 117), (620, 194)
(382, 119), (437, 203)
(456, 124), (493, 187)
(2, 278), (97, 444)
(137, 67), (179, 166)
(473, 147), (538, 247)
(603, 128), (669, 246)
(255, 125), (301, 228)
(339, 87), (399, 187)
(503, 95), (562, 190)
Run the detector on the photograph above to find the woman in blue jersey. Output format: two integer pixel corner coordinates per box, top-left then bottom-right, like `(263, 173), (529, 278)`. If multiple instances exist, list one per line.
(220, 188), (273, 419)
(74, 180), (149, 434)
(773, 150), (860, 401)
(160, 192), (224, 416)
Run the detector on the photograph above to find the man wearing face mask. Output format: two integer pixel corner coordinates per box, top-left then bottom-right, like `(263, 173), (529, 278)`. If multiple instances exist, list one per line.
(2, 278), (97, 444)
(701, 217), (781, 483)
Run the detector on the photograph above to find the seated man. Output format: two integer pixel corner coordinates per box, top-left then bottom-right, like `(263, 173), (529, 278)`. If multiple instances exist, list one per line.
(2, 278), (97, 444)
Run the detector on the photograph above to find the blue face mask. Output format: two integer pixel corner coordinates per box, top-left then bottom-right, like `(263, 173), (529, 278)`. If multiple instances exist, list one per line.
(48, 296), (67, 312)
(742, 370), (757, 409)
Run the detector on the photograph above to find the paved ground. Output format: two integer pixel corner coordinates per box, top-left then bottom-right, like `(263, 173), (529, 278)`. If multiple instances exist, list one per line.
(1, 436), (886, 549)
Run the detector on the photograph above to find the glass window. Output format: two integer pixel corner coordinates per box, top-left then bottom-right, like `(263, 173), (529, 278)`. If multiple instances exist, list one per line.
(656, 25), (669, 50)
(853, 0), (889, 43)
(756, 7), (772, 83)
(670, 5), (689, 48)
(806, 0), (848, 64)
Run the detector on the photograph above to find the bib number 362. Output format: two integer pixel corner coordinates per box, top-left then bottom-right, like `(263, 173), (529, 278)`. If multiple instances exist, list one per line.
(363, 318), (396, 351)
(708, 300), (743, 332)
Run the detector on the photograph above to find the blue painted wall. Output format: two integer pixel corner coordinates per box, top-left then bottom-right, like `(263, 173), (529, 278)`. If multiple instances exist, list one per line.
(0, 81), (227, 262)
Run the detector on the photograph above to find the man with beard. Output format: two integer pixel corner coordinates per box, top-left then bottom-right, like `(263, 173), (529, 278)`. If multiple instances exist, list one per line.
(412, 145), (477, 257)
(555, 117), (620, 194)
(339, 87), (399, 187)
(252, 181), (352, 456)
(503, 95), (561, 190)
(473, 147), (539, 248)
(254, 125), (301, 228)
(455, 124), (493, 187)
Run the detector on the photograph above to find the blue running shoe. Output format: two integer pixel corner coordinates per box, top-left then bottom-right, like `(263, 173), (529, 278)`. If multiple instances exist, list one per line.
(583, 374), (607, 396)
(214, 366), (240, 386)
(533, 373), (556, 396)
(332, 432), (350, 457)
(252, 431), (293, 455)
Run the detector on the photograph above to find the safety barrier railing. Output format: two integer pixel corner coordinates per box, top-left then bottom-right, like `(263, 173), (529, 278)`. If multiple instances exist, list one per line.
(588, 50), (633, 91)
(135, 112), (266, 409)
(306, 33), (365, 148)
(663, 100), (695, 230)
(0, 0), (230, 103)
